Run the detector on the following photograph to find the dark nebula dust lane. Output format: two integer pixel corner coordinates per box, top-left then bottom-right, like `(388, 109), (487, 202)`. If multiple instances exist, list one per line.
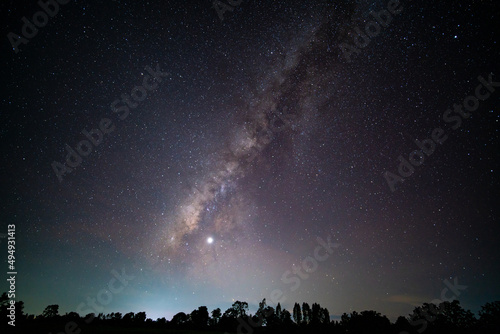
(1, 0), (499, 322)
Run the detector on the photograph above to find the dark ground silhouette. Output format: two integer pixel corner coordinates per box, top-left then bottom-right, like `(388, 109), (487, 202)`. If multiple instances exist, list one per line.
(2, 292), (499, 334)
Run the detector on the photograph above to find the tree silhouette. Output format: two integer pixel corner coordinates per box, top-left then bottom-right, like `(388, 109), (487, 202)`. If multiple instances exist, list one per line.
(84, 312), (96, 323)
(394, 315), (412, 333)
(256, 298), (267, 320)
(409, 300), (476, 333)
(256, 298), (275, 326)
(42, 304), (59, 318)
(321, 306), (330, 324)
(14, 301), (25, 322)
(122, 312), (134, 324)
(220, 302), (249, 331)
(190, 306), (209, 328)
(281, 308), (293, 325)
(0, 293), (7, 305)
(231, 300), (248, 318)
(340, 310), (391, 334)
(479, 300), (500, 330)
(0, 292), (8, 319)
(112, 312), (122, 321)
(171, 311), (188, 326)
(2, 289), (498, 334)
(302, 302), (311, 324)
(340, 311), (352, 327)
(64, 311), (80, 321)
(311, 302), (321, 324)
(1, 294), (25, 324)
(293, 302), (302, 324)
(276, 302), (282, 320)
(211, 307), (221, 325)
(134, 311), (146, 324)
(438, 300), (476, 329)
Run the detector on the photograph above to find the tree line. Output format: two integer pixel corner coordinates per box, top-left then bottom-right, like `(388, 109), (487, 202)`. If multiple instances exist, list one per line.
(1, 292), (499, 333)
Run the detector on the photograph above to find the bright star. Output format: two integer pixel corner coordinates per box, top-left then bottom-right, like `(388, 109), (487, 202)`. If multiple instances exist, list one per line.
(207, 237), (214, 244)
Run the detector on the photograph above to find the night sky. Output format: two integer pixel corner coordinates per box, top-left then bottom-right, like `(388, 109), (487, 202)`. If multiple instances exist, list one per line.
(1, 0), (499, 323)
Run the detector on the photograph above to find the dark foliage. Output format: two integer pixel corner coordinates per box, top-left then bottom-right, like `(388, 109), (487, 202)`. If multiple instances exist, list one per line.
(1, 292), (499, 334)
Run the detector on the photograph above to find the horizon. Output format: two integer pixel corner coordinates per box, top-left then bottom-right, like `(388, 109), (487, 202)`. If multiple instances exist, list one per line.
(3, 292), (493, 324)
